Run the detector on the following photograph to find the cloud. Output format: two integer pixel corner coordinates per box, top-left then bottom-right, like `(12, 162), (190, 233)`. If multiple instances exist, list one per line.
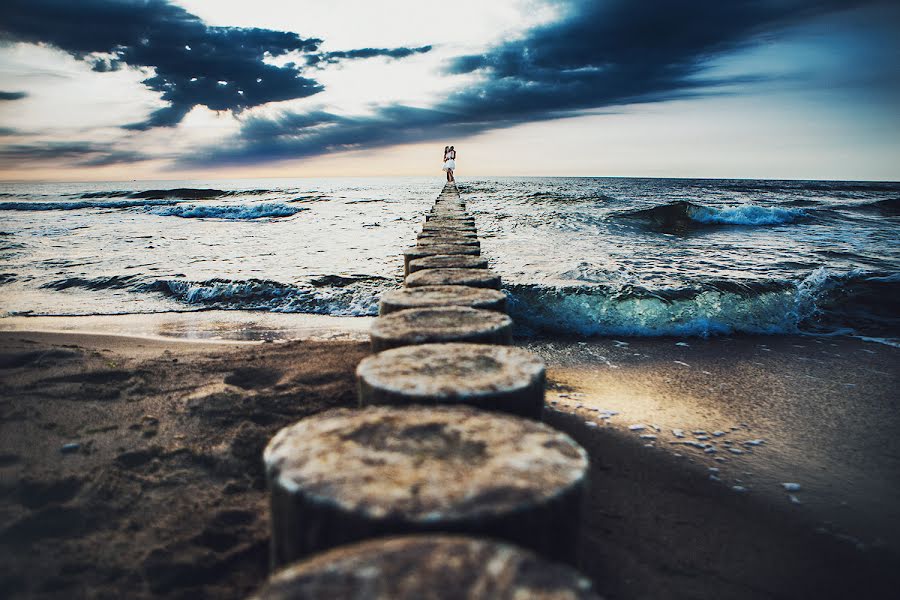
(199, 106), (487, 164)
(0, 141), (150, 166)
(0, 0), (323, 129)
(307, 45), (433, 67)
(0, 91), (28, 100)
(0, 0), (431, 132)
(75, 150), (152, 167)
(191, 0), (887, 166)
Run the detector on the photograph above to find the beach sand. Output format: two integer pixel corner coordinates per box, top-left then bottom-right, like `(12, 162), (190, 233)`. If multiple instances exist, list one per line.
(535, 334), (900, 599)
(1, 325), (898, 598)
(0, 330), (369, 599)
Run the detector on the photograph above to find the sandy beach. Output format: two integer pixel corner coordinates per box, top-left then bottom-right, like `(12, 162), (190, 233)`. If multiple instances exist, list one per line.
(1, 323), (897, 599)
(0, 329), (370, 598)
(3, 0), (899, 596)
(537, 334), (900, 599)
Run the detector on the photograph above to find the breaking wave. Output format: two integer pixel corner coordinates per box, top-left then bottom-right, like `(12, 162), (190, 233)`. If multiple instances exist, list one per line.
(618, 201), (807, 233)
(149, 202), (305, 220)
(506, 269), (899, 339)
(0, 188), (300, 212)
(836, 197), (900, 216)
(41, 274), (395, 316)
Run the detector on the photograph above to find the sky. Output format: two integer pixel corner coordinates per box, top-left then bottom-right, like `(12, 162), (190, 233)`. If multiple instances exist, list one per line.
(0, 0), (898, 182)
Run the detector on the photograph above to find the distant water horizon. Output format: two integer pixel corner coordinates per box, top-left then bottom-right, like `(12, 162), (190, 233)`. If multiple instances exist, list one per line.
(1, 176), (898, 344)
(2, 175), (899, 185)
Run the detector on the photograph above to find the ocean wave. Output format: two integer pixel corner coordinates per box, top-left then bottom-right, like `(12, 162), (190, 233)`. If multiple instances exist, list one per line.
(149, 202), (305, 220)
(835, 197), (900, 216)
(222, 189), (276, 196)
(130, 188), (225, 200)
(506, 268), (899, 338)
(456, 183), (498, 194)
(288, 194), (328, 203)
(2, 187), (300, 214)
(76, 190), (133, 199)
(522, 191), (615, 204)
(73, 188), (279, 200)
(41, 274), (394, 316)
(42, 275), (140, 291)
(0, 199), (180, 211)
(152, 277), (393, 315)
(692, 204), (806, 225)
(618, 201), (806, 233)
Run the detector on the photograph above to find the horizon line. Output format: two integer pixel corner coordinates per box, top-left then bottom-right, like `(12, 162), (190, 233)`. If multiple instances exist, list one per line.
(1, 174), (899, 185)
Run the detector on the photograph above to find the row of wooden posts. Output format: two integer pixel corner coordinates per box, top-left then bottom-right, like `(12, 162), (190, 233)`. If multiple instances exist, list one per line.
(252, 184), (600, 598)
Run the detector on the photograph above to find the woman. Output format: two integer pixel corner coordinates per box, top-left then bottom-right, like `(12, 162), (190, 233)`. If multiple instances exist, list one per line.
(442, 145), (456, 182)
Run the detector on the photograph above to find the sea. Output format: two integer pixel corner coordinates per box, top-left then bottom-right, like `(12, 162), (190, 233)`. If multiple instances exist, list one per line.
(1, 177), (898, 344)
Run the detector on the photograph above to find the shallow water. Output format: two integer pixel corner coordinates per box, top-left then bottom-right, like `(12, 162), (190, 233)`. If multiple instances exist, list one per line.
(1, 176), (897, 341)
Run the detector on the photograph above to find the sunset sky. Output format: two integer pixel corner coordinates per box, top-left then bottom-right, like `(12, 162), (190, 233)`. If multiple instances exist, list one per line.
(1, 0), (898, 182)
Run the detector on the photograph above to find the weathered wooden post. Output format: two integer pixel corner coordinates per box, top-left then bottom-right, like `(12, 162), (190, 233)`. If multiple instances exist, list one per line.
(252, 536), (599, 599)
(264, 406), (588, 567)
(357, 342), (545, 419)
(379, 285), (507, 315)
(369, 306), (512, 351)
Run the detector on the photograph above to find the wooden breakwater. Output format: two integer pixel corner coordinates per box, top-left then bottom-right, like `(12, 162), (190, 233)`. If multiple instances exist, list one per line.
(254, 183), (599, 598)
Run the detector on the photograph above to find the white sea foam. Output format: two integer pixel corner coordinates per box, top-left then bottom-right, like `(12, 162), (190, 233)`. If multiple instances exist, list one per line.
(506, 266), (896, 338)
(151, 202), (305, 220)
(4, 177), (898, 331)
(688, 204), (806, 226)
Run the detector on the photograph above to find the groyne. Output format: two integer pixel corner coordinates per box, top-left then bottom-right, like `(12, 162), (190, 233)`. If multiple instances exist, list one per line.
(255, 183), (599, 598)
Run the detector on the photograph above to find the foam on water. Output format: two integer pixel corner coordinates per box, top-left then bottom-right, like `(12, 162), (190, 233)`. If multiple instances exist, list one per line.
(688, 204), (806, 226)
(1, 177), (898, 342)
(506, 268), (899, 339)
(33, 274), (394, 317)
(150, 202), (304, 220)
(617, 200), (807, 232)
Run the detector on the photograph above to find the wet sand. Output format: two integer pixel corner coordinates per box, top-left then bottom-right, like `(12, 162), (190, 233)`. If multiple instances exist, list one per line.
(530, 335), (900, 552)
(0, 311), (374, 343)
(1, 328), (898, 598)
(533, 334), (900, 599)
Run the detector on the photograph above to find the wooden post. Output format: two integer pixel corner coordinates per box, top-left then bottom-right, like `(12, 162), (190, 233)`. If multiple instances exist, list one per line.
(358, 343), (545, 419)
(408, 254), (488, 273)
(379, 285), (507, 315)
(369, 306), (512, 351)
(404, 245), (480, 276)
(252, 535), (599, 599)
(406, 268), (501, 290)
(264, 406), (589, 567)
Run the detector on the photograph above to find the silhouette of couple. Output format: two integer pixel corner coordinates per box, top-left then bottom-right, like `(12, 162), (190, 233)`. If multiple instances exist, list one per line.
(442, 146), (456, 182)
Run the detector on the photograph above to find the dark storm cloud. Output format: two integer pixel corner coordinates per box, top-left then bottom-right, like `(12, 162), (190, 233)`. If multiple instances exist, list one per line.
(189, 0), (894, 166)
(0, 0), (323, 129)
(75, 150), (152, 167)
(0, 0), (431, 132)
(205, 106), (488, 163)
(0, 91), (28, 100)
(307, 45), (433, 67)
(0, 141), (150, 166)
